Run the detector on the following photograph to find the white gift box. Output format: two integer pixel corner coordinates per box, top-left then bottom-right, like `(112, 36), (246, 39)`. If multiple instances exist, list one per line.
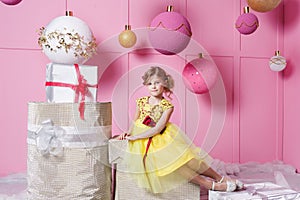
(209, 182), (300, 200)
(46, 63), (98, 103)
(108, 139), (128, 168)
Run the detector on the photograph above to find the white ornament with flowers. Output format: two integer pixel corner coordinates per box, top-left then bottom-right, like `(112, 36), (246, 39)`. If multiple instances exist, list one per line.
(38, 14), (97, 64)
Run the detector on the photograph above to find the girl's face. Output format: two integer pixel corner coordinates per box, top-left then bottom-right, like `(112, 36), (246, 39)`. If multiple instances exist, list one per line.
(146, 75), (165, 98)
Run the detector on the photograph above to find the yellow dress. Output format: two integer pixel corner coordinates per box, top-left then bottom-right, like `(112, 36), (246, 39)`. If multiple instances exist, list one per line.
(123, 96), (213, 193)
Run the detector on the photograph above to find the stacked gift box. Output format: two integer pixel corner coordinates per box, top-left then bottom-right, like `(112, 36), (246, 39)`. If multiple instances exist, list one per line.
(26, 11), (114, 199)
(27, 63), (112, 199)
(108, 139), (201, 200)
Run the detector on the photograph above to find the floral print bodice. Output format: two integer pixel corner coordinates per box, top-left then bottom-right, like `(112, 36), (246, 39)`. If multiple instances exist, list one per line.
(136, 96), (173, 123)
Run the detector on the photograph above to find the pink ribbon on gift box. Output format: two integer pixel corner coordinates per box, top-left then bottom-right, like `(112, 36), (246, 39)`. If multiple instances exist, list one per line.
(45, 64), (98, 120)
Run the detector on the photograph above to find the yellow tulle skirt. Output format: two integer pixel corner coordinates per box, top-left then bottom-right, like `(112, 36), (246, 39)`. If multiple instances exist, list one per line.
(122, 121), (213, 194)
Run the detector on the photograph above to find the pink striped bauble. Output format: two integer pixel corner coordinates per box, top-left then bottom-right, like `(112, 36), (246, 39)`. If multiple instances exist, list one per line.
(235, 10), (259, 35)
(148, 6), (192, 55)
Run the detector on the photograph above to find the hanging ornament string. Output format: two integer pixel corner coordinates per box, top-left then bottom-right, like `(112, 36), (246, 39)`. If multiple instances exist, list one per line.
(127, 0), (130, 26)
(269, 2), (286, 72)
(65, 0), (68, 14)
(118, 0), (137, 48)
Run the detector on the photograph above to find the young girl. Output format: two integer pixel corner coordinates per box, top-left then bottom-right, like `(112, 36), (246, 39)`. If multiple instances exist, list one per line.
(117, 66), (243, 193)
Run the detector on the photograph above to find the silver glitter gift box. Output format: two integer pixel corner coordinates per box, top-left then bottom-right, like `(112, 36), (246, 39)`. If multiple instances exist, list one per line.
(109, 139), (200, 200)
(27, 102), (112, 200)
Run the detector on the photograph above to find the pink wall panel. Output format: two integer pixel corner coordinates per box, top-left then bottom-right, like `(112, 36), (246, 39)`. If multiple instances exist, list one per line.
(1, 0), (300, 175)
(188, 0), (236, 55)
(283, 0), (300, 171)
(240, 58), (277, 163)
(67, 0), (123, 45)
(0, 0), (65, 49)
(130, 0), (185, 28)
(240, 2), (283, 57)
(0, 49), (47, 175)
(206, 56), (234, 162)
(95, 54), (128, 136)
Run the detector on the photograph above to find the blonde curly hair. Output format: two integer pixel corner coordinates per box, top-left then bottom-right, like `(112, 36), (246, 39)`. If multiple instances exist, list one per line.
(142, 66), (174, 99)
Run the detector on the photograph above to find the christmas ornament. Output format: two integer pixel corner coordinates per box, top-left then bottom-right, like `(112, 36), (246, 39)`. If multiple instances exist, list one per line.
(182, 54), (218, 94)
(148, 5), (192, 55)
(269, 50), (286, 71)
(247, 0), (281, 12)
(38, 11), (97, 65)
(235, 6), (259, 35)
(0, 0), (22, 5)
(118, 25), (137, 48)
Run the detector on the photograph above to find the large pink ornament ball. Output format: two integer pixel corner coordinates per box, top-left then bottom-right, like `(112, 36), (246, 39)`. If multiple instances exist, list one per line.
(149, 5), (192, 55)
(38, 12), (97, 65)
(0, 0), (22, 5)
(235, 7), (259, 35)
(182, 56), (218, 94)
(247, 0), (282, 12)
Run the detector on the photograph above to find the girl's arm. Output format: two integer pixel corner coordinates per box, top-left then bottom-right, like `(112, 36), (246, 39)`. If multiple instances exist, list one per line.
(126, 107), (173, 140)
(116, 104), (140, 140)
(127, 105), (140, 134)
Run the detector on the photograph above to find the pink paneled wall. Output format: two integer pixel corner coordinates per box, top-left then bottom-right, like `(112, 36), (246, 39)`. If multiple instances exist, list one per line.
(0, 0), (299, 176)
(283, 0), (300, 172)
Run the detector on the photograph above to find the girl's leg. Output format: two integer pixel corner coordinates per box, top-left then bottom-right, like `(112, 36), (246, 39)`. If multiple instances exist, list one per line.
(197, 161), (244, 190)
(185, 159), (222, 182)
(176, 161), (231, 191)
(184, 159), (242, 190)
(201, 167), (223, 182)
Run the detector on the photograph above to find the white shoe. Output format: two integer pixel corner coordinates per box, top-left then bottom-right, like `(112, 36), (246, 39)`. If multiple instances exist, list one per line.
(226, 181), (237, 192)
(218, 176), (244, 190)
(235, 179), (244, 190)
(211, 181), (237, 192)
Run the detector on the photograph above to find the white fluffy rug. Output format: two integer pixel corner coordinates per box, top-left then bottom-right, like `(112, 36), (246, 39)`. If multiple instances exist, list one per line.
(1, 161), (299, 199)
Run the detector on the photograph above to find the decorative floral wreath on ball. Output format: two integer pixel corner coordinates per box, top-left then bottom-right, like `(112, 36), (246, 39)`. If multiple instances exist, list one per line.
(38, 27), (97, 59)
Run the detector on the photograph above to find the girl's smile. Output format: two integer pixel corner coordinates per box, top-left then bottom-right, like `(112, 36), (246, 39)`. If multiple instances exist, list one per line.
(147, 75), (165, 98)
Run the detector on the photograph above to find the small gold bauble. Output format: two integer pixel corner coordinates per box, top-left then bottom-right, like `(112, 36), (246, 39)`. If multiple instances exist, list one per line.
(118, 25), (137, 48)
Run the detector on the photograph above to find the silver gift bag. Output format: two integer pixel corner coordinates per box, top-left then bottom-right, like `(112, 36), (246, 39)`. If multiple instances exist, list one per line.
(27, 102), (112, 200)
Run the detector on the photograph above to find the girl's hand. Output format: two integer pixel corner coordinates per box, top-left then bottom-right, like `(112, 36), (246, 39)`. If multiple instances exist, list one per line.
(125, 135), (138, 141)
(116, 133), (129, 140)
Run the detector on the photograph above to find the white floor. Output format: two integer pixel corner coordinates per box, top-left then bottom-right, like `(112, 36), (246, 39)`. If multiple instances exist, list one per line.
(201, 160), (300, 199)
(1, 160), (300, 200)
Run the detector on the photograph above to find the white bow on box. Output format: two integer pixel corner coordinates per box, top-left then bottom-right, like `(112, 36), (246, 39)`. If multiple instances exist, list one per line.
(36, 119), (65, 156)
(28, 118), (111, 155)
